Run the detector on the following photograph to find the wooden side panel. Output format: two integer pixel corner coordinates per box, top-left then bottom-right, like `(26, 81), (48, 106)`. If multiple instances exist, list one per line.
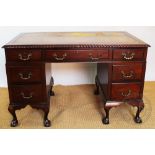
(97, 63), (109, 100)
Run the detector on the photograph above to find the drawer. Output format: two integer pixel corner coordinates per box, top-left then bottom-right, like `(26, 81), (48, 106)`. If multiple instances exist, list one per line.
(10, 84), (43, 103)
(45, 50), (71, 62)
(6, 66), (43, 84)
(5, 49), (42, 62)
(113, 49), (145, 60)
(111, 83), (141, 100)
(70, 50), (109, 62)
(45, 49), (109, 62)
(112, 63), (144, 82)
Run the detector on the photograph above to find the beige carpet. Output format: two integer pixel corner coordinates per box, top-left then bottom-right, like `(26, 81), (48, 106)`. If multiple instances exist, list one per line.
(0, 82), (155, 128)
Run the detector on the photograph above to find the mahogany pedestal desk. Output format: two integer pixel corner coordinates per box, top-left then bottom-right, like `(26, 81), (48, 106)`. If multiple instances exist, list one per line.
(2, 32), (150, 127)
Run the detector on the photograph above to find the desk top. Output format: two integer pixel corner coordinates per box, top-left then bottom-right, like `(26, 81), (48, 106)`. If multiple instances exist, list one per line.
(3, 32), (150, 49)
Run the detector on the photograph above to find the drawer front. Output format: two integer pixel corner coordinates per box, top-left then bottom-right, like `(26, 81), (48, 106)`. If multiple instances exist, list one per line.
(6, 66), (43, 84)
(111, 83), (141, 100)
(45, 49), (109, 62)
(113, 49), (145, 60)
(112, 63), (144, 82)
(5, 49), (42, 62)
(70, 50), (109, 62)
(10, 84), (43, 103)
(45, 50), (71, 62)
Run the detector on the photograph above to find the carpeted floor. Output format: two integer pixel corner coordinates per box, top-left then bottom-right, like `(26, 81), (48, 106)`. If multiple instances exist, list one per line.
(0, 82), (155, 129)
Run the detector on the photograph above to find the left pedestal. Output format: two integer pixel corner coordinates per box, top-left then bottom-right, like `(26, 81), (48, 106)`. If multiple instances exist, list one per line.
(5, 49), (53, 127)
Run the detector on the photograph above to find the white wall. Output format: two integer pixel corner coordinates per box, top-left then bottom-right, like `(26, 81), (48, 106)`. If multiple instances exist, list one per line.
(0, 26), (154, 87)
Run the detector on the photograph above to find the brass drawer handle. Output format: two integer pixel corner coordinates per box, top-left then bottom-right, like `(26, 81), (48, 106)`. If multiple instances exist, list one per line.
(89, 53), (100, 61)
(121, 71), (134, 79)
(53, 53), (67, 61)
(121, 89), (131, 97)
(18, 72), (32, 80)
(18, 53), (32, 61)
(21, 92), (33, 99)
(122, 52), (135, 60)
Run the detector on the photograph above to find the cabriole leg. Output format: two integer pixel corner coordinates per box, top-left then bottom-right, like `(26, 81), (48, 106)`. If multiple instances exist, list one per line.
(50, 76), (55, 96)
(94, 75), (99, 95)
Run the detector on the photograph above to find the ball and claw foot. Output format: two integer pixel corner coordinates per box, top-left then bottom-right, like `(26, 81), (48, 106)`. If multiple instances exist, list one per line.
(102, 117), (109, 124)
(10, 119), (18, 127)
(44, 119), (51, 127)
(134, 116), (142, 123)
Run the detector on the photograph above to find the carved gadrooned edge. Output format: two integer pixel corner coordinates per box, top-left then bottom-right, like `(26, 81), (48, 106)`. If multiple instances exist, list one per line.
(2, 44), (150, 49)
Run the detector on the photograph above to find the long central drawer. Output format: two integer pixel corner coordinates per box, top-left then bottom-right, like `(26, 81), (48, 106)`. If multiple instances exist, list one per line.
(45, 49), (109, 62)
